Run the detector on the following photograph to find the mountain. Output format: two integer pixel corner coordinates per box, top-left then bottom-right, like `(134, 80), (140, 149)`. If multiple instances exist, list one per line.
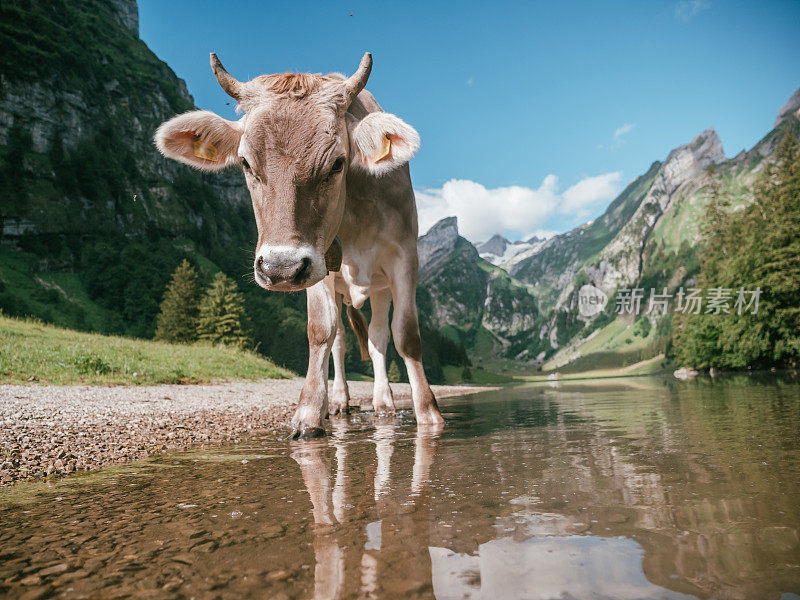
(417, 217), (541, 365)
(419, 87), (800, 371)
(542, 128), (726, 303)
(0, 0), (310, 372)
(476, 234), (545, 268)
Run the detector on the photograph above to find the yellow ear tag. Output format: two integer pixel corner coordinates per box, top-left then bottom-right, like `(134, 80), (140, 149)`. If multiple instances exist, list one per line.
(192, 138), (219, 162)
(374, 134), (392, 163)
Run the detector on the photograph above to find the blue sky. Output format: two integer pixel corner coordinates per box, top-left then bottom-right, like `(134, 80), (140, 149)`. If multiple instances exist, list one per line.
(140, 0), (800, 242)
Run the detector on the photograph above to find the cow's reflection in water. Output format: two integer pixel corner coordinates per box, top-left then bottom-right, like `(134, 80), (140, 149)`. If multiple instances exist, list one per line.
(291, 420), (442, 599)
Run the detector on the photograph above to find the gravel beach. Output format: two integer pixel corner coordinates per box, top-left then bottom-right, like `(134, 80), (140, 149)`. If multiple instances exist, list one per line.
(0, 379), (493, 485)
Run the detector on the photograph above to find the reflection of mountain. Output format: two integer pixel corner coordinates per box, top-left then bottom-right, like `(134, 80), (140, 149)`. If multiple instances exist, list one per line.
(281, 378), (800, 599)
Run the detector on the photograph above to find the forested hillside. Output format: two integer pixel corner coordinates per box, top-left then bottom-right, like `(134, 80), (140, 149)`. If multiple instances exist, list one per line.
(0, 0), (310, 374)
(672, 134), (800, 369)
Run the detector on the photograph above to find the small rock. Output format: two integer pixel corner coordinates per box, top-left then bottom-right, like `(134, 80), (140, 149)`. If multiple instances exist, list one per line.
(38, 563), (68, 577)
(171, 553), (194, 565)
(673, 367), (699, 380)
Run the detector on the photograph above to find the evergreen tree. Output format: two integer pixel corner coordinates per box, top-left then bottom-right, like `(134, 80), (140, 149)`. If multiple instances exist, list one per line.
(673, 133), (800, 369)
(196, 272), (251, 348)
(387, 359), (402, 383)
(154, 259), (200, 343)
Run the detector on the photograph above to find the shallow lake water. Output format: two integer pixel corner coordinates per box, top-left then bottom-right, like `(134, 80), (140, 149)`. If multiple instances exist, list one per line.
(2, 375), (800, 599)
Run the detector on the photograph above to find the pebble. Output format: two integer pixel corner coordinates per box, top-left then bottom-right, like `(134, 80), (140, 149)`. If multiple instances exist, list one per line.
(0, 380), (487, 485)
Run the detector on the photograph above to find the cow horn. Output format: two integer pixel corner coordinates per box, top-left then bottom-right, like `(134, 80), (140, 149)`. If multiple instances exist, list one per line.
(210, 52), (243, 101)
(344, 52), (372, 100)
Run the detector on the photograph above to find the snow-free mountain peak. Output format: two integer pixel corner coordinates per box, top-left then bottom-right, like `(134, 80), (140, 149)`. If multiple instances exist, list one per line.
(774, 87), (800, 128)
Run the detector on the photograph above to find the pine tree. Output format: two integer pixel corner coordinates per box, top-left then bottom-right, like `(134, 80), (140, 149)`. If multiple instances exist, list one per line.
(673, 133), (800, 368)
(154, 259), (200, 343)
(387, 360), (402, 383)
(196, 272), (251, 348)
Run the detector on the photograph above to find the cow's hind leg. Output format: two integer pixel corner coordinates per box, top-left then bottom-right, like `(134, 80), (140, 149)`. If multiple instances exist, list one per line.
(365, 287), (395, 414)
(390, 262), (444, 425)
(330, 294), (351, 416)
(291, 277), (338, 439)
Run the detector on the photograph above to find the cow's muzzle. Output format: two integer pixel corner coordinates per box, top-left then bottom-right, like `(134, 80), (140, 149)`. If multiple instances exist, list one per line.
(254, 245), (323, 291)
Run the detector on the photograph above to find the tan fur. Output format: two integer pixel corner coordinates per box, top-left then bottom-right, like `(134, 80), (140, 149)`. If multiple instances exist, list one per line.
(252, 72), (330, 98)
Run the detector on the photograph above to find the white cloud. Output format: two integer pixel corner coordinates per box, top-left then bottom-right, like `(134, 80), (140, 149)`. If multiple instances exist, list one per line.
(675, 0), (710, 20)
(415, 172), (623, 243)
(598, 123), (636, 150)
(561, 172), (623, 217)
(614, 123), (635, 140)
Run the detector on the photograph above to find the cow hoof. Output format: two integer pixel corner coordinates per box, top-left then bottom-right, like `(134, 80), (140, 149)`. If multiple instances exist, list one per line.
(416, 409), (445, 426)
(289, 427), (327, 440)
(330, 405), (350, 417)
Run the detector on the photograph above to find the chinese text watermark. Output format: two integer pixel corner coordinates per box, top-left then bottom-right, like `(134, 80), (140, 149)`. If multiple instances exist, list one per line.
(614, 287), (761, 316)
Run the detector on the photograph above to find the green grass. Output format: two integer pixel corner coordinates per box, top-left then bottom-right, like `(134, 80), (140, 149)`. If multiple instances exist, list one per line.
(0, 315), (293, 385)
(541, 315), (671, 374)
(0, 247), (119, 333)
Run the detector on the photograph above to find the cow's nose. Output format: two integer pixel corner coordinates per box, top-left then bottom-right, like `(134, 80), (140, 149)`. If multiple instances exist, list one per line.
(255, 254), (312, 285)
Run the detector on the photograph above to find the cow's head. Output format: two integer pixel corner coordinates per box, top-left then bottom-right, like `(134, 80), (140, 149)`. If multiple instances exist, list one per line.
(155, 53), (419, 291)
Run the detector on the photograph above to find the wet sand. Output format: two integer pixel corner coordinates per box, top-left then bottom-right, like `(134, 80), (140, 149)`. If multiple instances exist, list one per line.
(0, 379), (494, 485)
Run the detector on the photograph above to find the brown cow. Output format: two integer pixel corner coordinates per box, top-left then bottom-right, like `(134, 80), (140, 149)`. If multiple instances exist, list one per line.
(155, 53), (443, 437)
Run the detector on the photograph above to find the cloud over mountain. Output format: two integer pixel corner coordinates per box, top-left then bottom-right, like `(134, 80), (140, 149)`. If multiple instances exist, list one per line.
(416, 172), (623, 242)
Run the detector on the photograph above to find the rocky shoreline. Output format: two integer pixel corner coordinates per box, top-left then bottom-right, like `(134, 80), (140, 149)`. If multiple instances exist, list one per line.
(0, 380), (493, 486)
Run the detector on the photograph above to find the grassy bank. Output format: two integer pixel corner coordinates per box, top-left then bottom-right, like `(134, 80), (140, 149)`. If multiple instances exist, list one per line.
(0, 315), (292, 385)
(518, 354), (670, 383)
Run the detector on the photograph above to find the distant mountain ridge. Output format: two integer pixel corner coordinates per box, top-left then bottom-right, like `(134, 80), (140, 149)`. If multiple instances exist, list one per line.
(476, 234), (545, 268)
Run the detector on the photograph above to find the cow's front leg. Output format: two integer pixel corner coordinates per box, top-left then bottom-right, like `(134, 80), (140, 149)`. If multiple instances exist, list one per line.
(390, 262), (444, 426)
(291, 277), (338, 438)
(365, 287), (395, 414)
(330, 294), (351, 416)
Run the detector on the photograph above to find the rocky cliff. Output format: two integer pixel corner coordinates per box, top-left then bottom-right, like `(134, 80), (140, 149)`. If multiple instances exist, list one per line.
(583, 128), (726, 293)
(417, 217), (539, 361)
(0, 0), (249, 252)
(514, 89), (800, 368)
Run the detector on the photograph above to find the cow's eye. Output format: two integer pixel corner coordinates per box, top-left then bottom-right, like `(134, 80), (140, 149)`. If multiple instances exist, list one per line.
(331, 157), (345, 174)
(241, 157), (251, 172)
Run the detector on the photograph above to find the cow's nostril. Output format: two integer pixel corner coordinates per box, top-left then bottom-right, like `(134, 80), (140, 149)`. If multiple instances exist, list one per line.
(255, 256), (269, 281)
(293, 257), (312, 282)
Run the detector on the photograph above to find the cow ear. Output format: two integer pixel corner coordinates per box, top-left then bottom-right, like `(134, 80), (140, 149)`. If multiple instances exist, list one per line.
(350, 112), (420, 176)
(154, 110), (242, 171)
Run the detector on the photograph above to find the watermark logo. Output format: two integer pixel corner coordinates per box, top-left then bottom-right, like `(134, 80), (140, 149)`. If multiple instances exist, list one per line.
(615, 287), (761, 316)
(578, 284), (609, 317)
